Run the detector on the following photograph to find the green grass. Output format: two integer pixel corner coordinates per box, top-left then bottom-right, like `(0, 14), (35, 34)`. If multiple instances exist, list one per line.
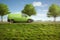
(0, 23), (60, 40)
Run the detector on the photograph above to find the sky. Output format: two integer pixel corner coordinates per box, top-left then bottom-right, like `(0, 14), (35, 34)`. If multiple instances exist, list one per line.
(0, 0), (60, 21)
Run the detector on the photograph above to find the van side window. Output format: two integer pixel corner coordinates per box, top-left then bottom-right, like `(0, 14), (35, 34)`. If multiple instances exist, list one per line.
(22, 14), (27, 17)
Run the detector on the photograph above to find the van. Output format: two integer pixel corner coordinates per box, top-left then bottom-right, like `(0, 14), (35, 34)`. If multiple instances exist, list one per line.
(8, 13), (33, 23)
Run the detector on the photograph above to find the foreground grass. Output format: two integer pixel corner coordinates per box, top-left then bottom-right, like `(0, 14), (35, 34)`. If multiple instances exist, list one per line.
(0, 23), (60, 40)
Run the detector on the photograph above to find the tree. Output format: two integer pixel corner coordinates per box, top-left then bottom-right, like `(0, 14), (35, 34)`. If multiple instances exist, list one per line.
(47, 4), (60, 22)
(22, 4), (36, 16)
(0, 3), (10, 22)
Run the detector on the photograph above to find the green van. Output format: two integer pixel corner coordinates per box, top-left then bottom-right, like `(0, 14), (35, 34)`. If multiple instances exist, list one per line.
(8, 13), (33, 23)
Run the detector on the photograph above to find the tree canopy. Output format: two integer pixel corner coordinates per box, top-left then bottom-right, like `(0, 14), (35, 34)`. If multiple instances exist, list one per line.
(22, 4), (36, 16)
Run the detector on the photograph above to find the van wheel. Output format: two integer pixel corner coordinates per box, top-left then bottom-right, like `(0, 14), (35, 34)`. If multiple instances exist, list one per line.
(8, 19), (10, 22)
(10, 20), (14, 23)
(27, 19), (33, 23)
(8, 19), (14, 23)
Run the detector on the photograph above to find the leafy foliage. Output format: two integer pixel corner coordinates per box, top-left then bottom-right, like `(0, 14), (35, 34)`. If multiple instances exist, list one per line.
(0, 3), (10, 16)
(22, 4), (36, 16)
(47, 4), (60, 17)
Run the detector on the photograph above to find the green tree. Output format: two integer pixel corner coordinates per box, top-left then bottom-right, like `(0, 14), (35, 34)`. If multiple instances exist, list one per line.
(22, 4), (36, 16)
(0, 3), (10, 22)
(47, 4), (60, 22)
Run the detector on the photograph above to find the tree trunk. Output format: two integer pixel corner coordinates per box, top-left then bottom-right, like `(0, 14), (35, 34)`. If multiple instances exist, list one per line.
(1, 16), (3, 22)
(54, 17), (56, 22)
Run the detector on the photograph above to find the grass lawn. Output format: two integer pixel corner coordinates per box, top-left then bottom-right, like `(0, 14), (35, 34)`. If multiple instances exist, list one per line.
(0, 22), (60, 40)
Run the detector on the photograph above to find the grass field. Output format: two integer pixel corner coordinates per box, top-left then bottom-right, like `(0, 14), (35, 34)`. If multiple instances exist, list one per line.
(0, 22), (60, 40)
